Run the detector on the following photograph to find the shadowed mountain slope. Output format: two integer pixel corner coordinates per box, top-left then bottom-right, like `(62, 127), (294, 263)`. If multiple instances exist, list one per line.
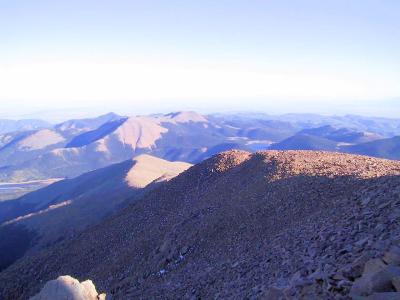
(55, 112), (123, 135)
(270, 126), (384, 152)
(342, 136), (400, 160)
(270, 133), (339, 151)
(1, 151), (400, 299)
(298, 125), (381, 144)
(0, 155), (191, 272)
(65, 118), (128, 148)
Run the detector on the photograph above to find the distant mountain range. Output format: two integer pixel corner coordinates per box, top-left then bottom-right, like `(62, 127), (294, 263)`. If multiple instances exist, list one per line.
(270, 125), (400, 161)
(0, 111), (399, 185)
(0, 119), (51, 135)
(342, 136), (400, 160)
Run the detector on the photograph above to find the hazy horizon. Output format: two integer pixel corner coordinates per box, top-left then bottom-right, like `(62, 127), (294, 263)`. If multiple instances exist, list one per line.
(1, 99), (400, 123)
(2, 0), (399, 119)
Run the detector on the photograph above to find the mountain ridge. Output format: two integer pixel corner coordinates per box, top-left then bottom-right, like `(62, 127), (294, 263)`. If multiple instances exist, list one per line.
(0, 111), (399, 189)
(342, 136), (400, 160)
(1, 150), (400, 299)
(0, 155), (191, 272)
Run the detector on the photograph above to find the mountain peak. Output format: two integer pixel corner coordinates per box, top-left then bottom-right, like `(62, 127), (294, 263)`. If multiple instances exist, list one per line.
(201, 149), (251, 173)
(126, 154), (191, 188)
(164, 111), (208, 123)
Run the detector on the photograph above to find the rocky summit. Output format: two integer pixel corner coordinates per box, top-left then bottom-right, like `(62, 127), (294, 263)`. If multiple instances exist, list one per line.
(1, 150), (400, 299)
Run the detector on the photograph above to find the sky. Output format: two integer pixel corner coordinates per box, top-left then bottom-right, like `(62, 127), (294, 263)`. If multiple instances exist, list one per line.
(1, 0), (399, 120)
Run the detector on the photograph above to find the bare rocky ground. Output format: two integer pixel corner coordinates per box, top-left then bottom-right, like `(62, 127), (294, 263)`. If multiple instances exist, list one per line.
(1, 150), (400, 299)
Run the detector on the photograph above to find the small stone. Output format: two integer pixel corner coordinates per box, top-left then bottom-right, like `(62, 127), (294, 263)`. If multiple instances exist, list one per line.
(378, 201), (391, 210)
(339, 279), (352, 287)
(342, 244), (353, 254)
(332, 273), (346, 281)
(262, 287), (286, 300)
(355, 237), (370, 248)
(180, 245), (190, 255)
(308, 268), (328, 281)
(290, 271), (312, 287)
(375, 224), (386, 233)
(361, 197), (372, 206)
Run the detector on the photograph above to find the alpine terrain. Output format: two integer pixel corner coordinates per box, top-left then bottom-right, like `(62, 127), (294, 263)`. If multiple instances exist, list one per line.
(1, 150), (400, 299)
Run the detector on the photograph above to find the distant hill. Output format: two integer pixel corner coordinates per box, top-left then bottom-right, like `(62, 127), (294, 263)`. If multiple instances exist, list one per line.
(229, 112), (400, 137)
(270, 133), (339, 151)
(2, 151), (400, 299)
(342, 136), (400, 160)
(209, 114), (298, 142)
(298, 125), (381, 144)
(0, 119), (51, 135)
(0, 154), (191, 271)
(270, 125), (384, 152)
(264, 113), (400, 137)
(55, 112), (123, 136)
(65, 117), (128, 148)
(0, 129), (67, 169)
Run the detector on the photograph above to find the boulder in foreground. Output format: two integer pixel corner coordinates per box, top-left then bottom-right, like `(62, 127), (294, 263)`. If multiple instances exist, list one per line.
(30, 275), (106, 300)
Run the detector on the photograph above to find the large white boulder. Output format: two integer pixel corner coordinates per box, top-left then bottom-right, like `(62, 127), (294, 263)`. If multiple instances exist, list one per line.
(30, 275), (106, 300)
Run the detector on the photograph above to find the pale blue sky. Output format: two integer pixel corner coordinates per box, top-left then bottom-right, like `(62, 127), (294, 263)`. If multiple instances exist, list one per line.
(1, 0), (399, 118)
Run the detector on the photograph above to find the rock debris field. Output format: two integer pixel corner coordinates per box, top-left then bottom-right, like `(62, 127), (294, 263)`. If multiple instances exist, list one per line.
(1, 150), (400, 299)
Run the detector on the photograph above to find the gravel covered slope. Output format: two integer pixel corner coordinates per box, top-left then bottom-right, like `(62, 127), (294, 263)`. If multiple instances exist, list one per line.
(1, 150), (400, 299)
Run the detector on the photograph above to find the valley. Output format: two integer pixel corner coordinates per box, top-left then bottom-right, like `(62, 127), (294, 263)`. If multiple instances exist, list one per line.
(0, 179), (60, 202)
